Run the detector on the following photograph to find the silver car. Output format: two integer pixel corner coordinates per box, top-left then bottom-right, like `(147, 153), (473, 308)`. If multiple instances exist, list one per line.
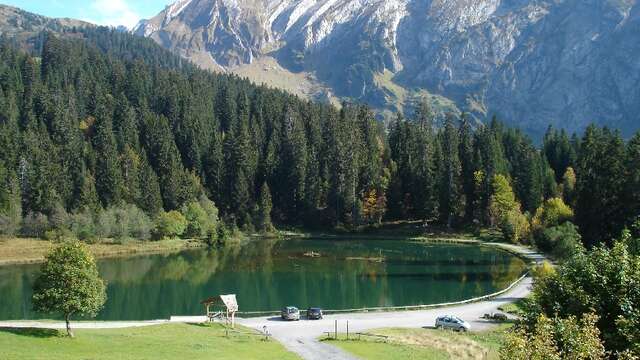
(281, 306), (300, 321)
(435, 315), (471, 332)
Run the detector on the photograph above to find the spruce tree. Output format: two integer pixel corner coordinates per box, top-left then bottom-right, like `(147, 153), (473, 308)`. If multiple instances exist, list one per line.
(438, 114), (462, 228)
(256, 182), (274, 232)
(92, 92), (123, 207)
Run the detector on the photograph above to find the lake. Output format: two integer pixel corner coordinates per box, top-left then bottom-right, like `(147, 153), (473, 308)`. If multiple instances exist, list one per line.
(0, 239), (527, 320)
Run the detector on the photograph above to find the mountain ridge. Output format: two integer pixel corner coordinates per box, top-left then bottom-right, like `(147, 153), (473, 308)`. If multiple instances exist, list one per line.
(133, 0), (640, 138)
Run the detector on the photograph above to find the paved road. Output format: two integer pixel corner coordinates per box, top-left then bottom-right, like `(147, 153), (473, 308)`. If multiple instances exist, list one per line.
(237, 276), (533, 360)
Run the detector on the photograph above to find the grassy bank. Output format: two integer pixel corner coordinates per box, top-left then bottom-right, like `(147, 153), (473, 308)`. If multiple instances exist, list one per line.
(0, 237), (204, 266)
(0, 323), (299, 360)
(325, 326), (510, 360)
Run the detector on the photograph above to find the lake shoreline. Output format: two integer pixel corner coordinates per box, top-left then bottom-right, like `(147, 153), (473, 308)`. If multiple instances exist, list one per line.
(0, 237), (206, 266)
(0, 227), (538, 267)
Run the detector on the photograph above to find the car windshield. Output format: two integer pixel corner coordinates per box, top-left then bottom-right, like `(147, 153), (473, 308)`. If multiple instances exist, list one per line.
(288, 308), (297, 313)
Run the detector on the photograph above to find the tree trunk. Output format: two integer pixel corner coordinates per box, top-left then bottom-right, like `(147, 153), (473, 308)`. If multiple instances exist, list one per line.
(65, 314), (74, 338)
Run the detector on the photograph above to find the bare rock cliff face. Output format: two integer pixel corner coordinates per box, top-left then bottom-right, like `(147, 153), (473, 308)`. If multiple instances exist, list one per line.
(134, 0), (640, 137)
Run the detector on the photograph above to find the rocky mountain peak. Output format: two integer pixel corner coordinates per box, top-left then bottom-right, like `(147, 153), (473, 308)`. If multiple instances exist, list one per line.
(133, 0), (640, 138)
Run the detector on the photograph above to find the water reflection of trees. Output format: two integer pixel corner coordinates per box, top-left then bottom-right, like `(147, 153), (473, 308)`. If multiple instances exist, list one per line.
(0, 240), (527, 320)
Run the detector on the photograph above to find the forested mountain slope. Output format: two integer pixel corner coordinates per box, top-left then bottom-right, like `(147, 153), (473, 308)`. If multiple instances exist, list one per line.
(0, 25), (638, 249)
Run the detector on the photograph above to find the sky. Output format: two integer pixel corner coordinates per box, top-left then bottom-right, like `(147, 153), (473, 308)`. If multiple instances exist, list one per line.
(0, 0), (174, 29)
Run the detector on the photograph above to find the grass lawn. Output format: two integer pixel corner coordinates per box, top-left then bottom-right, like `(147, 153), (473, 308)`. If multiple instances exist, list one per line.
(498, 297), (528, 317)
(324, 325), (511, 360)
(0, 323), (299, 360)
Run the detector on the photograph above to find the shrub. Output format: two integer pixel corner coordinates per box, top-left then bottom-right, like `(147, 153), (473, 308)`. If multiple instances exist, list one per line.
(532, 197), (574, 231)
(21, 212), (50, 238)
(48, 204), (70, 231)
(198, 196), (219, 232)
(0, 214), (20, 236)
(126, 205), (152, 240)
(96, 209), (116, 239)
(535, 222), (583, 260)
(93, 205), (152, 240)
(153, 211), (187, 240)
(502, 208), (530, 244)
(181, 201), (206, 238)
(531, 261), (556, 282)
(216, 222), (231, 246)
(500, 313), (605, 360)
(69, 210), (96, 242)
(527, 237), (640, 355)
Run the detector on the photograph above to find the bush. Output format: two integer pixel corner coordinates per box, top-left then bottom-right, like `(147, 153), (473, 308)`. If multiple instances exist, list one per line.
(181, 197), (218, 239)
(126, 205), (152, 240)
(501, 209), (530, 244)
(96, 209), (116, 239)
(527, 237), (640, 355)
(43, 228), (73, 242)
(48, 204), (70, 231)
(0, 214), (20, 236)
(501, 313), (605, 360)
(93, 205), (153, 240)
(532, 197), (574, 231)
(69, 210), (96, 242)
(215, 222), (231, 246)
(153, 211), (187, 240)
(535, 222), (583, 260)
(21, 212), (50, 238)
(531, 261), (556, 282)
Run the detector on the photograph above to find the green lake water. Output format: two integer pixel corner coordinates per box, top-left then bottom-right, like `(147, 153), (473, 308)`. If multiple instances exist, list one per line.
(0, 239), (527, 320)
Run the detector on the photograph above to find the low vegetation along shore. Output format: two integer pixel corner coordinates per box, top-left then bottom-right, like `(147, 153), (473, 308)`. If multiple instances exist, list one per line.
(0, 237), (203, 266)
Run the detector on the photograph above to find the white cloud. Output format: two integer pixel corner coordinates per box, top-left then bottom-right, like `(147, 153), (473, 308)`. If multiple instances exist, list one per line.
(84, 0), (142, 29)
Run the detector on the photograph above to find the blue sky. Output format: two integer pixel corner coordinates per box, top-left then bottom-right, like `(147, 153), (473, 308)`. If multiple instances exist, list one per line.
(0, 0), (173, 29)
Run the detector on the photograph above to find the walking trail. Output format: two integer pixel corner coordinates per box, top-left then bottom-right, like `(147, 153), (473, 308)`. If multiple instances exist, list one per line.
(0, 244), (544, 360)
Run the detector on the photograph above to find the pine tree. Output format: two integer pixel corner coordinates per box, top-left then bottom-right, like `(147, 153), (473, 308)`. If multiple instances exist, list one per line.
(459, 113), (476, 221)
(438, 114), (462, 228)
(137, 157), (163, 215)
(624, 132), (640, 227)
(255, 182), (274, 232)
(92, 92), (123, 207)
(575, 126), (626, 246)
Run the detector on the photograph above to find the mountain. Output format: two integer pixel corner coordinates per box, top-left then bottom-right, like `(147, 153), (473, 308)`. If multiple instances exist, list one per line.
(133, 0), (640, 138)
(0, 4), (92, 49)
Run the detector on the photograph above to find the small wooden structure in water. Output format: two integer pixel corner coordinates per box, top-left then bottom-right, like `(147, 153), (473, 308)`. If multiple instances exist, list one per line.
(200, 294), (239, 328)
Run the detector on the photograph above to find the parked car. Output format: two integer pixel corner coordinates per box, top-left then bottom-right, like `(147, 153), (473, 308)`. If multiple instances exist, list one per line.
(307, 307), (323, 320)
(482, 312), (508, 322)
(435, 315), (471, 332)
(281, 306), (300, 321)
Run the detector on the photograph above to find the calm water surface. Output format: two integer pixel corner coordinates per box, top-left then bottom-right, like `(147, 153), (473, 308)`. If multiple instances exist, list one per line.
(0, 239), (526, 320)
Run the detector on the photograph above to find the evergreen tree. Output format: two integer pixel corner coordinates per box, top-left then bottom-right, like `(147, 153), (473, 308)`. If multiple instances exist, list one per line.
(575, 126), (626, 247)
(458, 113), (476, 221)
(438, 114), (462, 228)
(624, 133), (640, 227)
(255, 182), (274, 232)
(92, 92), (123, 207)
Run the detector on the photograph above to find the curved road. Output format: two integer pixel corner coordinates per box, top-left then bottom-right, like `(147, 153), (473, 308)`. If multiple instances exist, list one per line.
(238, 276), (533, 360)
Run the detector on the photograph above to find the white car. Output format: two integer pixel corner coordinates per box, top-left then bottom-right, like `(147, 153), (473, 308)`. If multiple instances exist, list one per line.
(435, 315), (471, 332)
(281, 306), (300, 321)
